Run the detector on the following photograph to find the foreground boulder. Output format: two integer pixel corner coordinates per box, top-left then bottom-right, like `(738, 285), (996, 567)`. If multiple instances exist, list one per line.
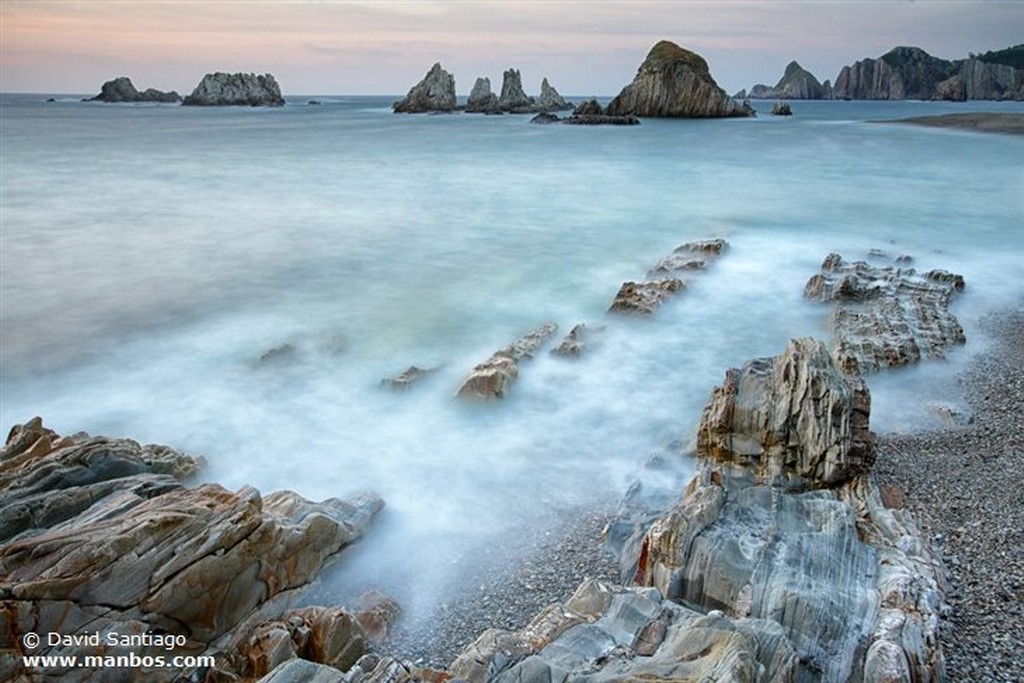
(393, 63), (457, 113)
(0, 418), (383, 682)
(183, 72), (285, 106)
(804, 252), (966, 374)
(87, 76), (180, 103)
(456, 323), (558, 400)
(606, 40), (754, 117)
(619, 338), (945, 681)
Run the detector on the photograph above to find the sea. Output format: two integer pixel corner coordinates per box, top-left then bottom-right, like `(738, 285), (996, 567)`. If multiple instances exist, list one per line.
(1, 93), (1022, 624)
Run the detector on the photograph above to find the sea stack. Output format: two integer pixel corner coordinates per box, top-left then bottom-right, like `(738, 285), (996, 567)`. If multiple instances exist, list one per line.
(466, 76), (501, 113)
(498, 68), (534, 112)
(606, 40), (754, 117)
(747, 61), (831, 99)
(182, 72), (284, 106)
(393, 63), (457, 113)
(87, 76), (181, 103)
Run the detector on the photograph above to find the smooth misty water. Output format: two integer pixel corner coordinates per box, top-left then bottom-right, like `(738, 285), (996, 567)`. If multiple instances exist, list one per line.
(2, 94), (1022, 621)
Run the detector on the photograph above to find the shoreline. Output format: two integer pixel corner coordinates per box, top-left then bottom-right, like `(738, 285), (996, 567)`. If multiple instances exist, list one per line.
(879, 112), (1024, 135)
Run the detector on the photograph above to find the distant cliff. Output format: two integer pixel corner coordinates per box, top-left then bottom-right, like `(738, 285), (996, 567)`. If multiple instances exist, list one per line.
(834, 45), (1024, 101)
(183, 72), (285, 106)
(746, 61), (832, 100)
(606, 40), (753, 118)
(87, 77), (180, 103)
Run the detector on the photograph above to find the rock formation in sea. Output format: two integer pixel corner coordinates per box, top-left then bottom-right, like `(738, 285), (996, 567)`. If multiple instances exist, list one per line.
(87, 76), (181, 103)
(610, 338), (945, 681)
(746, 60), (832, 100)
(380, 365), (439, 390)
(833, 45), (1024, 100)
(535, 77), (573, 112)
(605, 40), (754, 118)
(392, 63), (457, 113)
(498, 68), (535, 112)
(0, 418), (386, 682)
(466, 77), (501, 113)
(804, 252), (966, 375)
(455, 322), (559, 400)
(772, 100), (793, 115)
(606, 238), (728, 316)
(183, 72), (285, 106)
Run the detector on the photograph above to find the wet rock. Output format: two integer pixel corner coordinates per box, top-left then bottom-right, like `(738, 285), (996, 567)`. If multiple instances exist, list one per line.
(606, 40), (753, 118)
(455, 323), (559, 400)
(804, 252), (966, 374)
(0, 419), (383, 682)
(87, 76), (181, 103)
(551, 324), (603, 358)
(380, 366), (439, 391)
(648, 238), (727, 275)
(529, 112), (561, 124)
(771, 100), (793, 115)
(393, 63), (456, 113)
(572, 99), (604, 116)
(564, 114), (640, 126)
(608, 279), (684, 316)
(183, 72), (285, 106)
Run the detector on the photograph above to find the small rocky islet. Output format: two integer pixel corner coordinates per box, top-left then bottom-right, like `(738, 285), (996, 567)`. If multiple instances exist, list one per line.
(5, 230), (998, 681)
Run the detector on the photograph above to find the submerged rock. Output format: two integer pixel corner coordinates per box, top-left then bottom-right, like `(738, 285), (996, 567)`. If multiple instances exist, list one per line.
(551, 324), (604, 358)
(0, 418), (383, 682)
(392, 63), (456, 113)
(455, 323), (558, 400)
(87, 76), (181, 103)
(619, 338), (945, 681)
(183, 72), (285, 106)
(804, 252), (966, 374)
(648, 237), (727, 275)
(608, 279), (684, 316)
(380, 365), (439, 390)
(606, 40), (753, 118)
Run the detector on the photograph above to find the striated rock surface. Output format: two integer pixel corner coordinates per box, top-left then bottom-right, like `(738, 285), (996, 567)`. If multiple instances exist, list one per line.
(621, 338), (945, 682)
(804, 253), (966, 375)
(466, 77), (500, 113)
(393, 63), (456, 113)
(608, 279), (684, 316)
(448, 578), (798, 683)
(0, 418), (383, 682)
(87, 76), (181, 103)
(456, 323), (558, 400)
(748, 60), (830, 100)
(648, 237), (727, 276)
(606, 40), (753, 118)
(183, 72), (284, 106)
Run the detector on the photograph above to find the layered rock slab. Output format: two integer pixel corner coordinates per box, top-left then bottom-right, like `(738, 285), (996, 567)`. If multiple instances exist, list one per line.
(0, 418), (383, 682)
(623, 338), (945, 681)
(804, 253), (966, 375)
(455, 322), (558, 400)
(606, 40), (754, 118)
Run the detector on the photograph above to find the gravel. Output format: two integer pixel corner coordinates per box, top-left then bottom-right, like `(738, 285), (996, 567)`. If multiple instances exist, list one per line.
(874, 306), (1024, 682)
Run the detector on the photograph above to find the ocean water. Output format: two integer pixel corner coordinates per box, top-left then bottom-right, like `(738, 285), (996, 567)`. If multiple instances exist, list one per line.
(2, 94), (1022, 621)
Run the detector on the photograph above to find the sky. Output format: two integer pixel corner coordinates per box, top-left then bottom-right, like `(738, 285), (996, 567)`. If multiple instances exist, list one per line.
(1, 1), (1021, 97)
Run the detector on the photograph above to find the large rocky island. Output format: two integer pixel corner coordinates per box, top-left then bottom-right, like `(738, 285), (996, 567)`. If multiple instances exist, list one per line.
(606, 40), (753, 118)
(86, 77), (181, 103)
(182, 72), (285, 107)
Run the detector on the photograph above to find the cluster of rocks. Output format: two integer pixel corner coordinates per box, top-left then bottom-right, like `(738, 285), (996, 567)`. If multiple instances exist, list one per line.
(608, 238), (728, 315)
(85, 76), (180, 103)
(0, 418), (389, 682)
(395, 40), (753, 120)
(804, 252), (966, 375)
(87, 72), (285, 107)
(529, 99), (641, 126)
(455, 322), (560, 401)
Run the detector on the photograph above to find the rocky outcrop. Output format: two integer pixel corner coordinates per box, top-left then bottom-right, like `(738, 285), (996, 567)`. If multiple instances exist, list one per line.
(448, 578), (798, 683)
(771, 100), (792, 115)
(608, 279), (684, 316)
(833, 46), (1023, 101)
(606, 40), (753, 118)
(573, 99), (604, 116)
(647, 237), (727, 276)
(87, 76), (181, 103)
(466, 77), (500, 113)
(619, 338), (945, 681)
(183, 72), (285, 106)
(747, 61), (830, 100)
(380, 365), (440, 391)
(804, 253), (966, 375)
(455, 323), (558, 400)
(499, 68), (534, 112)
(535, 77), (572, 112)
(0, 418), (383, 682)
(551, 324), (604, 358)
(392, 63), (456, 113)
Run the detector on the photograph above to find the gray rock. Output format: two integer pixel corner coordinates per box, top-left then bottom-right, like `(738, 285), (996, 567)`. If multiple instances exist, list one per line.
(379, 365), (439, 391)
(88, 76), (180, 103)
(771, 100), (793, 115)
(572, 99), (604, 116)
(747, 61), (830, 100)
(466, 77), (500, 113)
(606, 40), (753, 118)
(183, 72), (284, 106)
(257, 659), (346, 683)
(535, 77), (572, 112)
(392, 63), (456, 113)
(499, 68), (534, 112)
(608, 279), (684, 316)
